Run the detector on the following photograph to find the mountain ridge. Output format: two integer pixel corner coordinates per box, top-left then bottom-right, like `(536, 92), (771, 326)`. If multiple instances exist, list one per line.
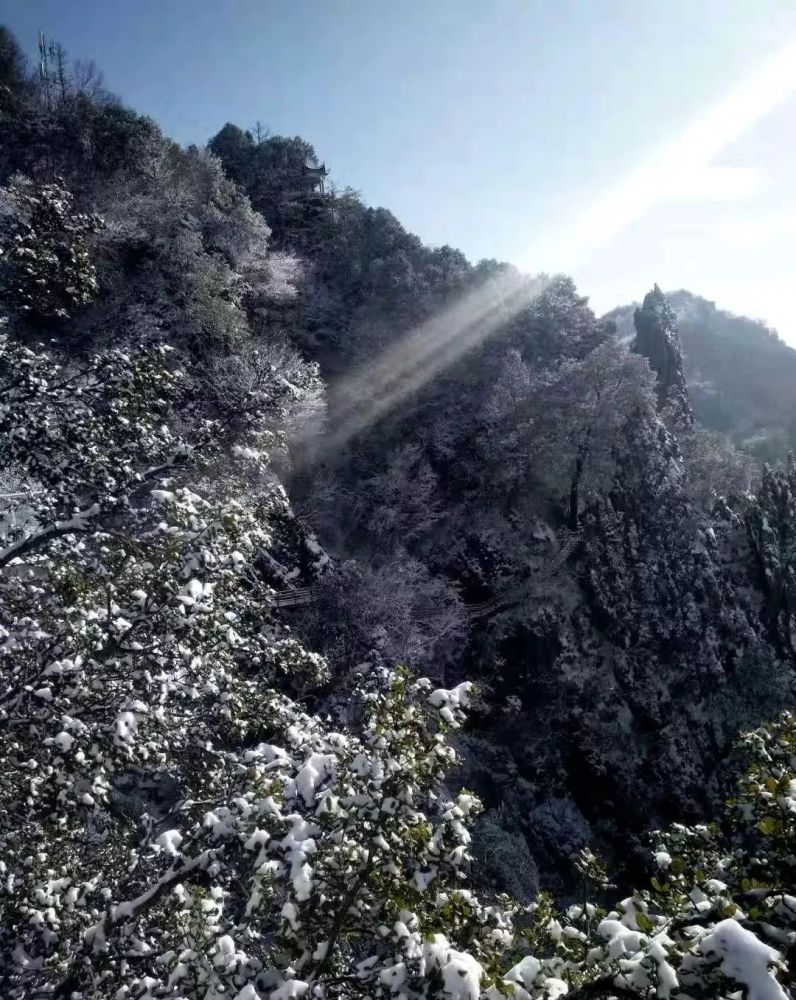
(607, 289), (796, 460)
(2, 24), (796, 996)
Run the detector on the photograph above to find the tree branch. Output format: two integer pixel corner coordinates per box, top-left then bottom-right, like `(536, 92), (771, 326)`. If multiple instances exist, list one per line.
(0, 503), (100, 567)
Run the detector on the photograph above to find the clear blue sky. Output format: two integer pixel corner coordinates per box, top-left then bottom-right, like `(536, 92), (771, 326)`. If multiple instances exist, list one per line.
(2, 1), (796, 338)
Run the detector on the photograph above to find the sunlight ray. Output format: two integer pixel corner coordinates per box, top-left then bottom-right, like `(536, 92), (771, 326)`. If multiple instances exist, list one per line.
(313, 37), (796, 458)
(318, 270), (548, 457)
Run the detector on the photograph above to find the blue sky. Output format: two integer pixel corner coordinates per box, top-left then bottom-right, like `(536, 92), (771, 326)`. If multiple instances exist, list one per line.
(2, 0), (796, 339)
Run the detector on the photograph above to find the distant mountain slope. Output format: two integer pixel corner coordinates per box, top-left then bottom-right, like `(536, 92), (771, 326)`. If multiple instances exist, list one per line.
(606, 291), (796, 460)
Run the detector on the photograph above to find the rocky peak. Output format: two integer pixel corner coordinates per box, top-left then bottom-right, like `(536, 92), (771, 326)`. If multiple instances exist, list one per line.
(632, 285), (693, 427)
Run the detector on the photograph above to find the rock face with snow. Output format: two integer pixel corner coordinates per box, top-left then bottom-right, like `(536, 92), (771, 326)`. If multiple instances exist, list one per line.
(632, 284), (693, 427)
(442, 293), (793, 890)
(459, 402), (791, 890)
(609, 288), (796, 460)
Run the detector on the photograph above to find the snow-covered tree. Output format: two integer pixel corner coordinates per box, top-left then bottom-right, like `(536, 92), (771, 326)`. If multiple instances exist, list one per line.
(478, 337), (657, 528)
(297, 555), (466, 676)
(0, 176), (103, 321)
(0, 324), (494, 1000)
(745, 459), (796, 663)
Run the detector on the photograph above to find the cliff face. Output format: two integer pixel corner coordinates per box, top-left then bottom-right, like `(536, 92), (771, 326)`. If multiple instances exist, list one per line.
(270, 267), (794, 896)
(632, 284), (693, 427)
(459, 403), (790, 895)
(355, 287), (793, 896)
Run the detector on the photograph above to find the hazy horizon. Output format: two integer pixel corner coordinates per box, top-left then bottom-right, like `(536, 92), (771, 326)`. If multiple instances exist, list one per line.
(3, 0), (795, 339)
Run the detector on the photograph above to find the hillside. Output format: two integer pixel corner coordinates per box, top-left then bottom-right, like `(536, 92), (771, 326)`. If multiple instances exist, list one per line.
(607, 291), (796, 460)
(1, 26), (796, 1000)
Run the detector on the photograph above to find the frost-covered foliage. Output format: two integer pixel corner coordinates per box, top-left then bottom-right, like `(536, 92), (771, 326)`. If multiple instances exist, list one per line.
(89, 145), (282, 354)
(296, 557), (466, 677)
(0, 336), (499, 997)
(0, 333), (182, 530)
(0, 176), (103, 320)
(0, 329), (330, 995)
(0, 499), (482, 997)
(0, 324), (322, 568)
(480, 336), (657, 528)
(678, 425), (754, 510)
(3, 510), (796, 1000)
(202, 341), (324, 440)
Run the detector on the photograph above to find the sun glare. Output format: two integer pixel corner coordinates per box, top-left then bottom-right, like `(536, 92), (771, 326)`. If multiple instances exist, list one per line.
(521, 36), (796, 273)
(314, 37), (796, 458)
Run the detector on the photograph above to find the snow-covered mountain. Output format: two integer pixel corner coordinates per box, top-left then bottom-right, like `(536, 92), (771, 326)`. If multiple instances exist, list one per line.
(606, 290), (796, 460)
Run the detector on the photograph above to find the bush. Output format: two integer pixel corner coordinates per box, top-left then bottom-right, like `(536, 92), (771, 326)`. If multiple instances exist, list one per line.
(0, 176), (103, 321)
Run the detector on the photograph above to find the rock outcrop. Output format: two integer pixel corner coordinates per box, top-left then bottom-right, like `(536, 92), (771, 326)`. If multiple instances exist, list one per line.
(632, 284), (694, 427)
